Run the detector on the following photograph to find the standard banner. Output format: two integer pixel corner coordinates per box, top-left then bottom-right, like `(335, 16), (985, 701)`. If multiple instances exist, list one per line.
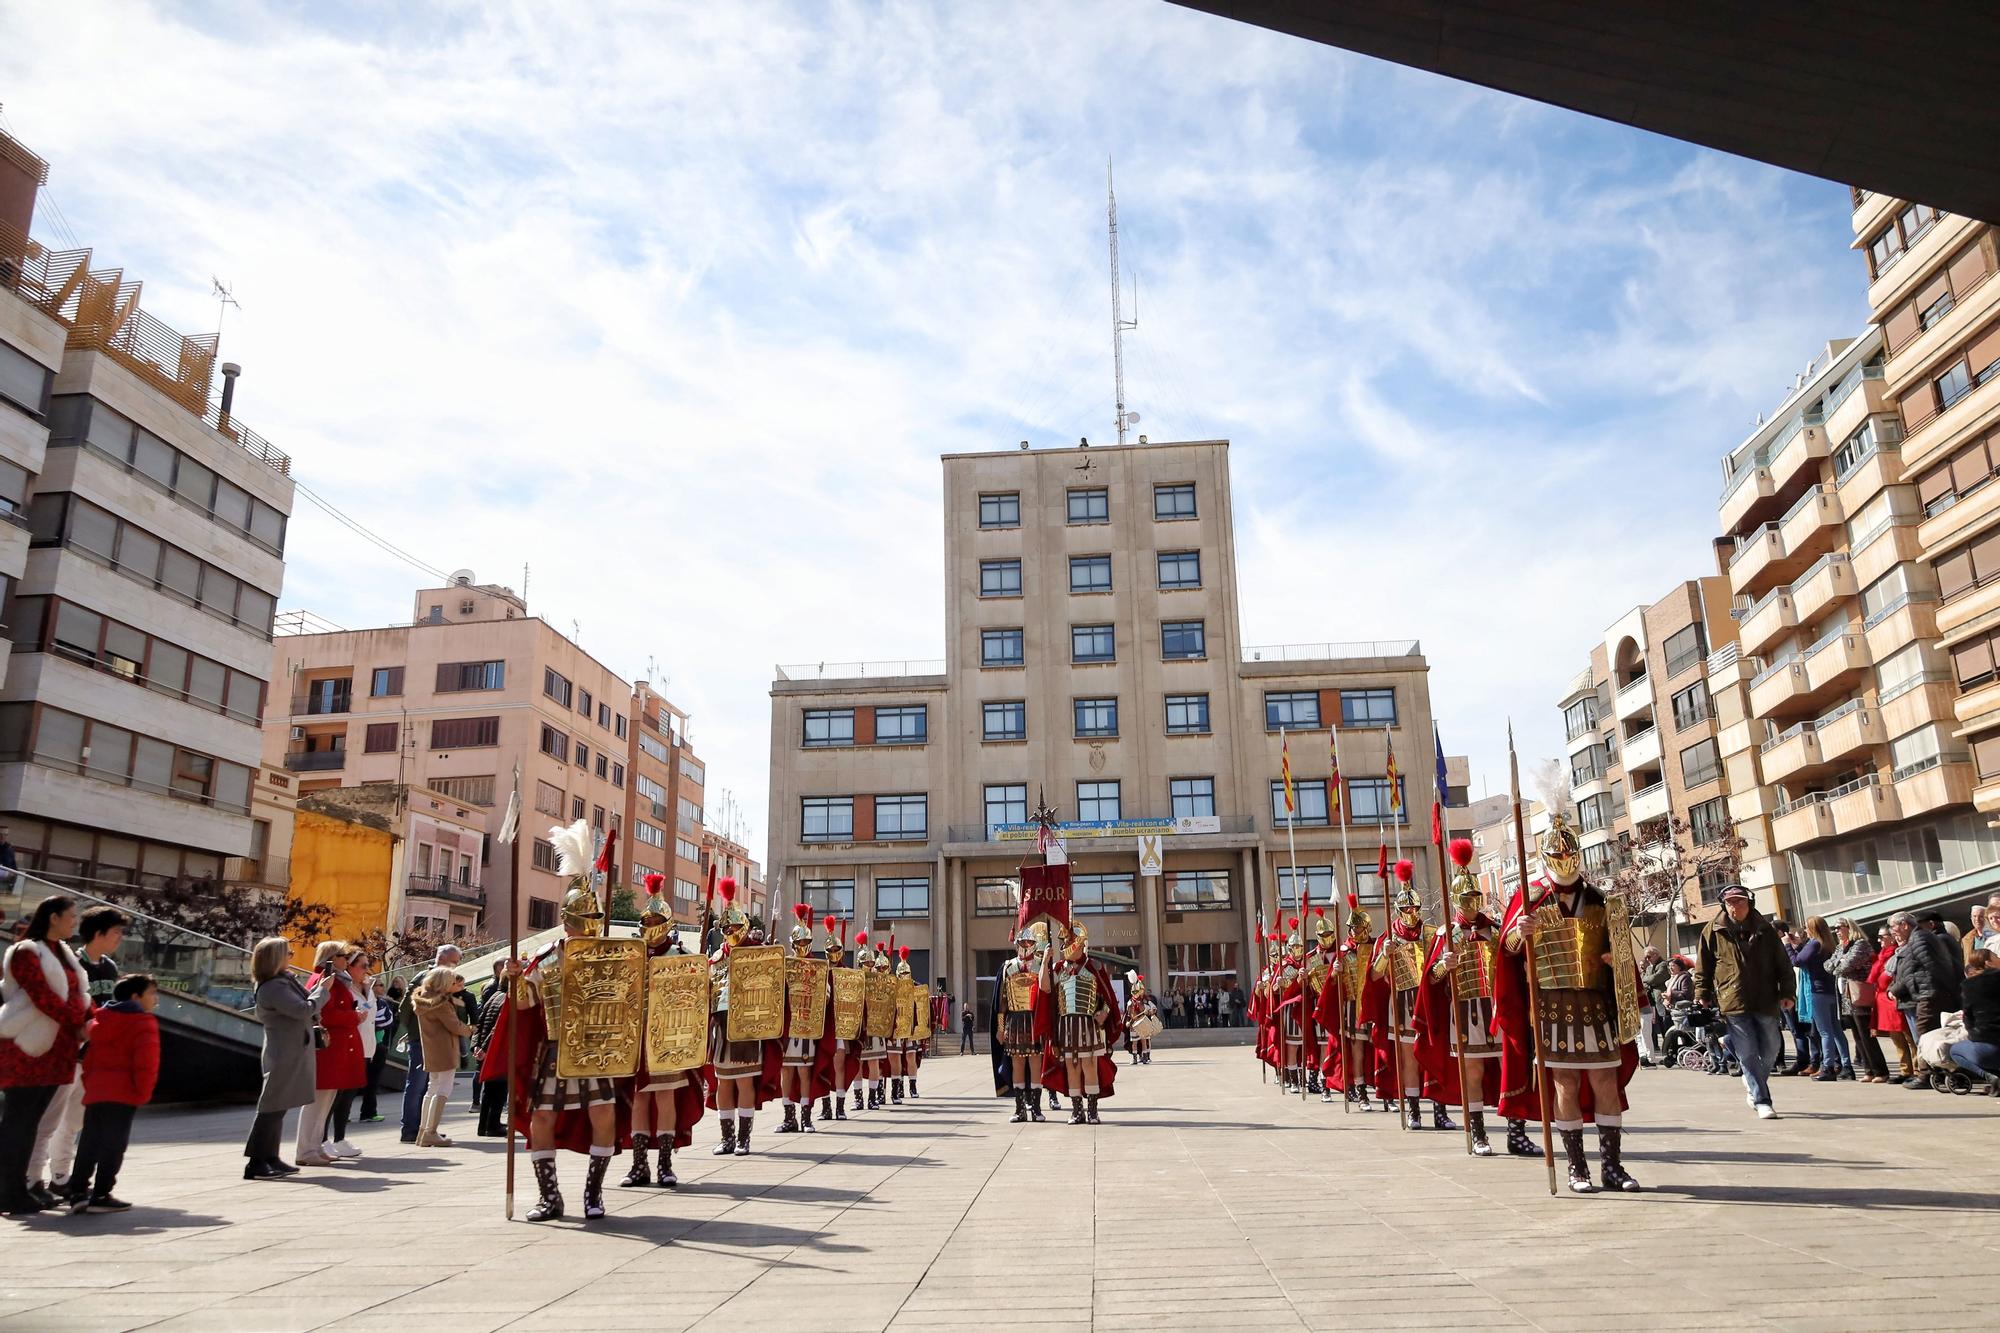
(554, 937), (645, 1079)
(645, 953), (710, 1073)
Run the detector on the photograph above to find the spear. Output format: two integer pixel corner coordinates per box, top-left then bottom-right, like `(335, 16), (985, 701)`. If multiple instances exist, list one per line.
(1434, 719), (1476, 1157)
(1511, 722), (1559, 1196)
(1331, 719), (1355, 1115)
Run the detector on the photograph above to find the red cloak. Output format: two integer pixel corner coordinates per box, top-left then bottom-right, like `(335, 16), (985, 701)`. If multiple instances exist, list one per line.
(1490, 878), (1638, 1124)
(1362, 925), (1436, 1099)
(1410, 916), (1499, 1106)
(476, 947), (633, 1155)
(1038, 957), (1124, 1100)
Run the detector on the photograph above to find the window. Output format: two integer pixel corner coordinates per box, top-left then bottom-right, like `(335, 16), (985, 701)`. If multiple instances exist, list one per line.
(980, 559), (1023, 598)
(574, 743), (588, 770)
(876, 876), (930, 918)
(1170, 776), (1216, 819)
(571, 796), (585, 821)
(1689, 796), (1729, 846)
(1067, 487), (1109, 524)
(432, 775), (494, 807)
(1076, 780), (1121, 822)
(1670, 680), (1712, 730)
(1264, 690), (1320, 729)
(1563, 697), (1599, 741)
(635, 821), (666, 849)
(436, 660), (504, 692)
(1890, 724), (1943, 779)
(615, 715), (627, 740)
(1074, 697), (1118, 738)
(1071, 624), (1116, 663)
(681, 757), (704, 784)
(1952, 626), (2000, 692)
(979, 492), (1020, 529)
(802, 879), (856, 915)
(981, 628), (1025, 667)
(370, 667), (404, 698)
(25, 493), (279, 634)
(875, 794), (928, 840)
(543, 669), (572, 706)
(983, 700), (1026, 741)
(876, 705), (927, 743)
(578, 688), (594, 719)
(1935, 527), (2000, 602)
(1663, 624), (1706, 677)
(4, 704), (251, 814)
(1165, 693), (1210, 735)
(975, 877), (1018, 916)
(1277, 865), (1334, 910)
(1867, 223), (1903, 275)
(596, 701), (610, 729)
(595, 754), (608, 780)
(1899, 202), (1938, 243)
(1937, 360), (1973, 411)
(638, 732), (668, 762)
(610, 762), (624, 788)
(984, 783), (1028, 827)
(1157, 550), (1201, 589)
(539, 724), (569, 761)
(527, 897), (557, 929)
(675, 837), (701, 862)
(535, 780), (564, 817)
(1272, 778), (1329, 827)
(9, 596), (267, 724)
(1073, 872), (1135, 914)
(802, 796), (854, 842)
(803, 708), (855, 747)
(431, 716), (499, 749)
(1920, 285), (1956, 332)
(1349, 777), (1405, 824)
(1341, 688), (1397, 728)
(1680, 738), (1721, 788)
(1167, 869), (1229, 909)
(1069, 554), (1112, 593)
(364, 722), (398, 753)
(1153, 482), (1197, 520)
(1161, 620), (1206, 660)
(0, 339), (52, 416)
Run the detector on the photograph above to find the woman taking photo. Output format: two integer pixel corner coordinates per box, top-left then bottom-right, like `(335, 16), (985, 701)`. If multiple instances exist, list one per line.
(1829, 918), (1888, 1082)
(244, 936), (324, 1179)
(298, 941), (364, 1167)
(320, 950), (376, 1161)
(0, 896), (92, 1215)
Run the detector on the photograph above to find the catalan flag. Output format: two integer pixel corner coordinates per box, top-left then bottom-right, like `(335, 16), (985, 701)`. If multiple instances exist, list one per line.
(1280, 728), (1296, 816)
(1328, 720), (1342, 818)
(1385, 734), (1402, 813)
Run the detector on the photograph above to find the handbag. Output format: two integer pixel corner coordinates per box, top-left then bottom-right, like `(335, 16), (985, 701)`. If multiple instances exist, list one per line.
(312, 1024), (330, 1050)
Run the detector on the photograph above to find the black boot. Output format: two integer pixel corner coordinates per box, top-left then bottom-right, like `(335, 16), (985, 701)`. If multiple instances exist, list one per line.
(1353, 1085), (1370, 1111)
(891, 1078), (904, 1104)
(713, 1118), (737, 1156)
(656, 1142), (677, 1189)
(1404, 1097), (1423, 1131)
(525, 1155), (564, 1222)
(800, 1100), (816, 1134)
(776, 1103), (799, 1134)
(1432, 1101), (1459, 1132)
(834, 1092), (849, 1120)
(583, 1152), (610, 1220)
(1010, 1089), (1028, 1123)
(1029, 1088), (1047, 1123)
(853, 1085), (865, 1112)
(1506, 1118), (1539, 1157)
(620, 1134), (653, 1187)
(1085, 1094), (1101, 1125)
(1470, 1111), (1492, 1157)
(736, 1113), (753, 1155)
(908, 1078), (918, 1098)
(820, 1095), (834, 1121)
(1046, 1088), (1062, 1111)
(1069, 1097), (1086, 1125)
(1598, 1126), (1641, 1192)
(1560, 1128), (1594, 1193)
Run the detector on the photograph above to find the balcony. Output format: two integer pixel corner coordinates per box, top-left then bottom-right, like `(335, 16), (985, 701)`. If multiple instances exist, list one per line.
(1748, 657), (1810, 718)
(1824, 369), (1889, 451)
(1727, 523), (1790, 599)
(1864, 591), (1939, 662)
(1720, 462), (1776, 535)
(283, 750), (346, 772)
(1816, 699), (1886, 766)
(1835, 436), (1903, 511)
(1792, 552), (1855, 624)
(1629, 779), (1671, 824)
(1740, 590), (1798, 657)
(1892, 754), (1976, 818)
(1801, 628), (1871, 703)
(290, 689), (352, 717)
(1759, 723), (1824, 785)
(1728, 783), (1781, 822)
(1621, 725), (1661, 772)
(407, 874), (485, 907)
(1921, 471), (2000, 558)
(1779, 486), (1843, 565)
(1849, 518), (1922, 590)
(1614, 675), (1654, 721)
(1768, 416), (1830, 492)
(1771, 792), (1836, 850)
(1830, 773), (1900, 836)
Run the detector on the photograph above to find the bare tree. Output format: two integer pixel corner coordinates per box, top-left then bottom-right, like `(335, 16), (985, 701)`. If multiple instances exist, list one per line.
(131, 877), (335, 952)
(1607, 814), (1748, 946)
(352, 921), (494, 971)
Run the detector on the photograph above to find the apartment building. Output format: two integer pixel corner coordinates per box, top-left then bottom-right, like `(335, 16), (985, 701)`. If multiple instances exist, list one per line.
(1711, 316), (1998, 926)
(699, 826), (766, 919)
(0, 127), (295, 896)
(768, 438), (1452, 1019)
(1557, 580), (1736, 931)
(625, 682), (708, 925)
(266, 578), (697, 933)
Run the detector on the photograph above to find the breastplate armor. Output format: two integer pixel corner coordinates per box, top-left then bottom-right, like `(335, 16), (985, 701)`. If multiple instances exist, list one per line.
(1385, 936), (1422, 992)
(1003, 964), (1035, 1013)
(1452, 929), (1496, 1001)
(1529, 902), (1609, 991)
(1339, 952), (1364, 997)
(1058, 966), (1097, 1017)
(1304, 954), (1327, 999)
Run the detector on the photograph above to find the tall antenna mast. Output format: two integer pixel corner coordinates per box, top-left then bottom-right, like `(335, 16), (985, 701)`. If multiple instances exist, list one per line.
(1107, 158), (1139, 446)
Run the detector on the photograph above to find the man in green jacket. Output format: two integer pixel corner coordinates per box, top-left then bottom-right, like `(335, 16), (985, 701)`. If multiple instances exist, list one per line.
(1695, 884), (1795, 1119)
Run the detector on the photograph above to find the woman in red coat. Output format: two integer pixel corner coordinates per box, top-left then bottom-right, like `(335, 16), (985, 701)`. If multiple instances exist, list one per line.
(1866, 933), (1915, 1080)
(297, 940), (366, 1166)
(0, 896), (92, 1215)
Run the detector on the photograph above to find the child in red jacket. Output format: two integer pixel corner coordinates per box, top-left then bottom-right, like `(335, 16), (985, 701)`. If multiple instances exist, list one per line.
(69, 974), (160, 1213)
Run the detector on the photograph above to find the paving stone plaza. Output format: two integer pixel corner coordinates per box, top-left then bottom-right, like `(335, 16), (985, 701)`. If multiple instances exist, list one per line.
(2, 1047), (1995, 1332)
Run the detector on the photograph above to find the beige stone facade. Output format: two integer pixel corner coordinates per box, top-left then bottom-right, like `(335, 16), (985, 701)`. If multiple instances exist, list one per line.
(768, 439), (1452, 1022)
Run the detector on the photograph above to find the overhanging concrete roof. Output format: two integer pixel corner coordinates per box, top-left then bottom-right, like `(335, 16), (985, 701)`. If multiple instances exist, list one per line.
(1170, 1), (2000, 224)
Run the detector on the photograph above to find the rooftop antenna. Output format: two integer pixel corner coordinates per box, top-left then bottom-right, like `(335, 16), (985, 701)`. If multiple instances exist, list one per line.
(521, 562), (529, 609)
(1107, 158), (1139, 446)
(211, 278), (240, 342)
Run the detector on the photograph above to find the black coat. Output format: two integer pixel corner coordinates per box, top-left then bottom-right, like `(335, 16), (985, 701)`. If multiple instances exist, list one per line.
(1890, 927), (1962, 1007)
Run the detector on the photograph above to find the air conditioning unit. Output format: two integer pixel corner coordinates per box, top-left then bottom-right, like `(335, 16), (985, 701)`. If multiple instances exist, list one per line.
(290, 727), (304, 740)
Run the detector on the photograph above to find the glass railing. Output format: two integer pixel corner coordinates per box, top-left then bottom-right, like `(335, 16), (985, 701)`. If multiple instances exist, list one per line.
(1730, 522), (1781, 565)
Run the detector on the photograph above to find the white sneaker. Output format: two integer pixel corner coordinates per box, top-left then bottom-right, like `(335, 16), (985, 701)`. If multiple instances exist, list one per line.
(1755, 1103), (1778, 1120)
(325, 1140), (361, 1160)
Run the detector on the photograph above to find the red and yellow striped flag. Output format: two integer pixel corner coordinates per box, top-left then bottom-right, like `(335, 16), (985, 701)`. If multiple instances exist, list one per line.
(1328, 720), (1342, 817)
(1280, 728), (1296, 815)
(1385, 734), (1402, 813)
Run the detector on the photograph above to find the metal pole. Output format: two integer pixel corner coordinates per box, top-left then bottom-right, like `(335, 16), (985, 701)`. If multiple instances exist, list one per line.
(1511, 725), (1560, 1196)
(503, 766), (521, 1221)
(1332, 722), (1355, 1115)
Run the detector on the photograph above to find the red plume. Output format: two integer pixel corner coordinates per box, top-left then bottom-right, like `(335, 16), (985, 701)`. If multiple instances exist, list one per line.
(642, 872), (665, 893)
(1449, 837), (1474, 868)
(1288, 917), (1299, 932)
(1314, 906), (1326, 918)
(1346, 892), (1359, 912)
(899, 945), (910, 961)
(793, 902), (811, 921)
(854, 930), (868, 946)
(718, 876), (738, 903)
(1394, 858), (1414, 884)
(822, 915), (837, 933)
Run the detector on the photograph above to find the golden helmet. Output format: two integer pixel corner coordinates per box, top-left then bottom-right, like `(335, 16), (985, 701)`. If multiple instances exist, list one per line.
(787, 902), (815, 949)
(560, 883), (605, 937)
(1063, 920), (1090, 959)
(1346, 895), (1375, 944)
(1286, 918), (1306, 959)
(823, 915), (845, 962)
(895, 945), (913, 978)
(717, 876), (750, 935)
(1314, 908), (1337, 943)
(852, 930), (873, 967)
(1540, 813), (1583, 886)
(637, 873), (674, 951)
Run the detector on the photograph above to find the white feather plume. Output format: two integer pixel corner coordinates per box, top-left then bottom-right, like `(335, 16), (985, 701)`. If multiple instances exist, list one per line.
(547, 819), (594, 880)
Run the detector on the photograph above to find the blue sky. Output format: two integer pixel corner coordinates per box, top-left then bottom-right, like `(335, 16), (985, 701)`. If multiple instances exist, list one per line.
(0, 0), (1868, 851)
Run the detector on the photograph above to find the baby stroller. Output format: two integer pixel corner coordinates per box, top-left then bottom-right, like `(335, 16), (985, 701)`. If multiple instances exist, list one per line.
(1663, 1001), (1737, 1075)
(1915, 1012), (1976, 1093)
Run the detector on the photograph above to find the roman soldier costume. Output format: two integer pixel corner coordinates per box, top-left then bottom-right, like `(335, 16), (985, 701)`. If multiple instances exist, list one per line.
(1414, 840), (1503, 1155)
(1366, 861), (1456, 1132)
(1494, 814), (1641, 1193)
(993, 922), (1048, 1122)
(817, 918), (861, 1123)
(1303, 909), (1338, 1101)
(1318, 898), (1385, 1110)
(479, 821), (630, 1223)
(618, 875), (707, 1188)
(1039, 921), (1124, 1124)
(1273, 920), (1310, 1092)
(703, 878), (783, 1157)
(774, 905), (837, 1135)
(1254, 931), (1284, 1078)
(1123, 972), (1161, 1065)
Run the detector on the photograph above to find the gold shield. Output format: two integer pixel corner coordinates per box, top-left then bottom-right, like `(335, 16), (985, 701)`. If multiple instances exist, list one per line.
(726, 944), (786, 1043)
(914, 986), (933, 1040)
(893, 976), (916, 1039)
(865, 971), (897, 1038)
(1603, 893), (1642, 1044)
(788, 956), (830, 1037)
(832, 968), (866, 1039)
(645, 953), (710, 1073)
(554, 937), (644, 1079)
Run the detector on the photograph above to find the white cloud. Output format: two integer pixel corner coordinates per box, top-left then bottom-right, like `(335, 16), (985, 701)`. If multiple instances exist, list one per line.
(0, 0), (1865, 855)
